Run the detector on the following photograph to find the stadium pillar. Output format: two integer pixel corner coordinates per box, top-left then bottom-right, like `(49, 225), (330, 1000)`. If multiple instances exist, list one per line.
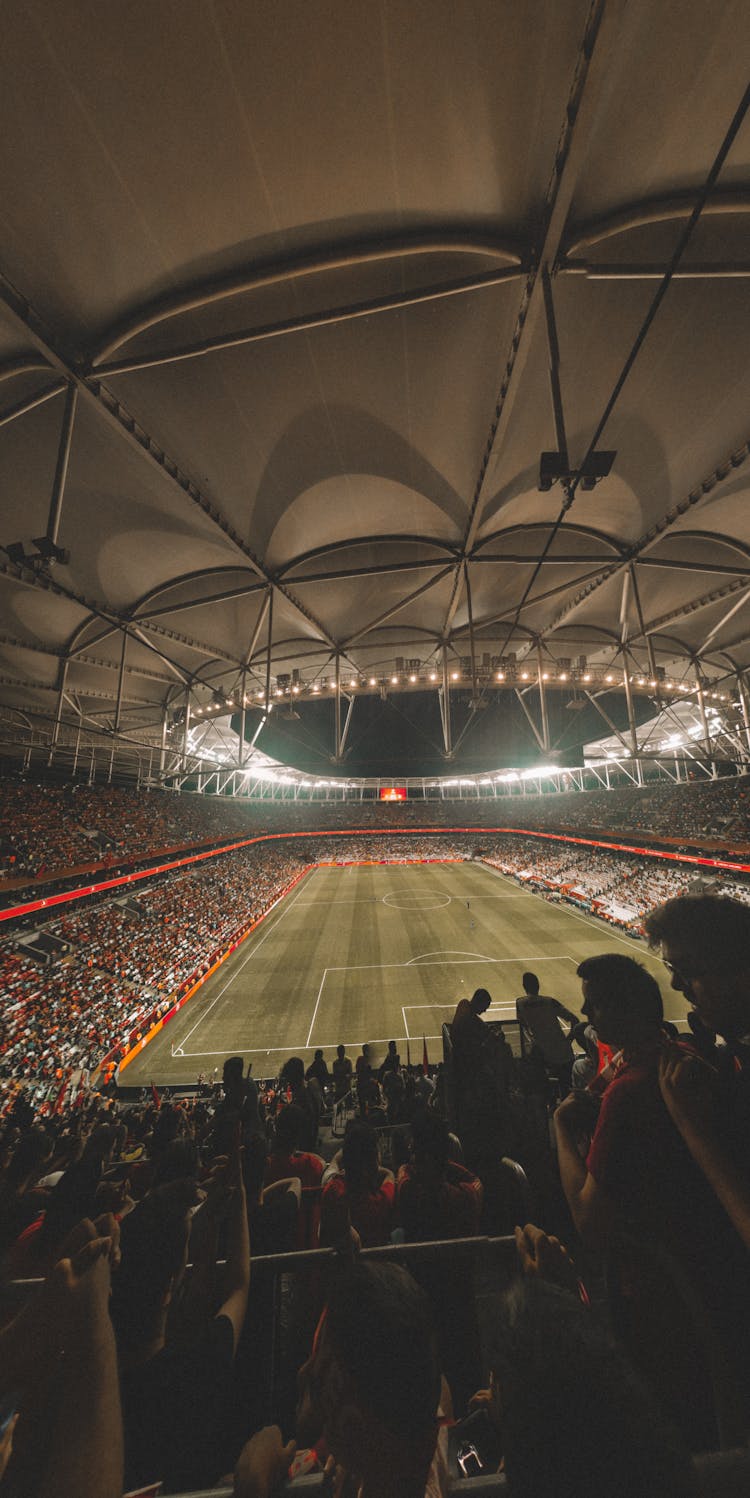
(264, 588), (274, 714)
(239, 669), (247, 768)
(46, 382), (77, 547)
(737, 671), (750, 760)
(621, 658), (642, 783)
(114, 633), (127, 735)
(334, 653), (341, 758)
(49, 657), (68, 763)
(696, 675), (715, 774)
(536, 644), (550, 751)
(441, 644), (452, 756)
(182, 689), (191, 770)
(72, 714), (82, 775)
(160, 707), (168, 775)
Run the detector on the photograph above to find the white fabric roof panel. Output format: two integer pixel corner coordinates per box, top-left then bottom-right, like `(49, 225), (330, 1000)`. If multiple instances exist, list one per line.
(0, 0), (748, 772)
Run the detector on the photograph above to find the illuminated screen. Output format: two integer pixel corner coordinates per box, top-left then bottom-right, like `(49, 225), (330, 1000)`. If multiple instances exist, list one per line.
(379, 787), (407, 801)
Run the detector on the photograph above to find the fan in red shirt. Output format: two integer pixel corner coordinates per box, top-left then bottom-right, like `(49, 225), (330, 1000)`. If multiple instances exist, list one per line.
(320, 1120), (395, 1247)
(265, 1104), (325, 1191)
(397, 1110), (482, 1241)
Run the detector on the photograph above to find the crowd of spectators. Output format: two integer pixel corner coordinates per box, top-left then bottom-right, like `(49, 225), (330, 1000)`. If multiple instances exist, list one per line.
(2, 771), (750, 890)
(3, 818), (750, 1095)
(1, 888), (749, 1495)
(0, 842), (306, 1088)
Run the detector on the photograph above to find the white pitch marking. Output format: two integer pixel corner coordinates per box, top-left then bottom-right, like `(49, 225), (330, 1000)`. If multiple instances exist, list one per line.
(179, 1034), (451, 1059)
(324, 953), (575, 974)
(306, 968), (329, 1048)
(402, 1004), (410, 1040)
(406, 948), (498, 965)
(174, 871), (314, 1051)
(403, 1002), (520, 1013)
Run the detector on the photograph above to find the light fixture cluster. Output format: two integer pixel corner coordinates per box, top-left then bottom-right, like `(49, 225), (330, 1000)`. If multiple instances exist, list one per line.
(189, 666), (729, 716)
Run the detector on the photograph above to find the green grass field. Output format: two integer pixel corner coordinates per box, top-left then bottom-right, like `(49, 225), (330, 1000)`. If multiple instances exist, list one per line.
(124, 861), (688, 1087)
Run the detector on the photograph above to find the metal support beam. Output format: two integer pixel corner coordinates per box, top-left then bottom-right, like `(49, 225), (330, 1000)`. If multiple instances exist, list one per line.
(736, 671), (750, 759)
(542, 437), (750, 640)
(0, 268), (337, 654)
(584, 690), (633, 758)
(114, 633), (127, 734)
(49, 658), (68, 759)
(0, 381), (66, 431)
(515, 688), (545, 752)
(342, 565), (453, 648)
(46, 383), (78, 546)
(440, 644), (452, 757)
(338, 690), (356, 760)
(334, 653), (341, 759)
(182, 688), (191, 770)
(264, 588), (274, 713)
(536, 644), (550, 752)
(464, 561), (478, 702)
(628, 563), (656, 679)
(239, 668), (247, 768)
(696, 676), (713, 762)
(160, 707), (168, 775)
(441, 0), (624, 639)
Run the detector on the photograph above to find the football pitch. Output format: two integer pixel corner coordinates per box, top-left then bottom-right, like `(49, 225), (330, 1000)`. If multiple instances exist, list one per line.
(124, 862), (688, 1087)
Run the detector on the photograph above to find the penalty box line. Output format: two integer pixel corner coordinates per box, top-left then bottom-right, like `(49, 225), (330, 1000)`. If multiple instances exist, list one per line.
(307, 953), (576, 1048)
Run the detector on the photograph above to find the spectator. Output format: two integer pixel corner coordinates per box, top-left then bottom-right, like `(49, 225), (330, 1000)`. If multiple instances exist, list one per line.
(646, 894), (750, 1255)
(244, 1132), (301, 1255)
(555, 950), (750, 1444)
(266, 1104), (325, 1191)
(451, 986), (491, 1039)
(397, 1111), (483, 1241)
(378, 1039), (401, 1081)
(516, 970), (578, 1091)
(305, 1048), (331, 1091)
(111, 1142), (250, 1493)
(332, 1042), (353, 1102)
(279, 1056), (319, 1151)
(0, 1219), (123, 1498)
(295, 1261), (445, 1498)
(355, 1043), (372, 1115)
(319, 1120), (395, 1247)
(472, 1279), (693, 1498)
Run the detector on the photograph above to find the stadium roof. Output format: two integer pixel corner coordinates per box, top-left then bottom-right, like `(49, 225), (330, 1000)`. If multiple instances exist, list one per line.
(1, 1), (749, 778)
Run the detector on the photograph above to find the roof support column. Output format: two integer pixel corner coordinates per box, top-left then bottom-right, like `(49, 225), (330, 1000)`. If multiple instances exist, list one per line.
(536, 644), (550, 752)
(239, 669), (247, 768)
(264, 588), (274, 714)
(114, 633), (127, 735)
(46, 384), (78, 547)
(72, 713), (82, 776)
(160, 706), (168, 775)
(695, 674), (715, 772)
(465, 562), (478, 703)
(440, 644), (452, 758)
(736, 671), (750, 761)
(334, 653), (341, 759)
(49, 657), (68, 762)
(182, 687), (191, 771)
(621, 657), (642, 782)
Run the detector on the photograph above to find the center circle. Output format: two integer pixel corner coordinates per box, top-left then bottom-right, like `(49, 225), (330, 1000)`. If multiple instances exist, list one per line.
(382, 891), (451, 910)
